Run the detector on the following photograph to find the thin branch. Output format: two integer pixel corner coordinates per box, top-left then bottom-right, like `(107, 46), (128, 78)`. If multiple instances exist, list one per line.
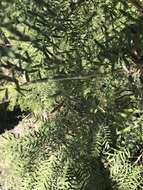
(134, 152), (143, 165)
(22, 74), (99, 85)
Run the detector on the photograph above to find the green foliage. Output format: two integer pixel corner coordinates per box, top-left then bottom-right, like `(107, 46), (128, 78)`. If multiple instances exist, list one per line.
(107, 149), (143, 190)
(0, 117), (112, 190)
(0, 0), (143, 190)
